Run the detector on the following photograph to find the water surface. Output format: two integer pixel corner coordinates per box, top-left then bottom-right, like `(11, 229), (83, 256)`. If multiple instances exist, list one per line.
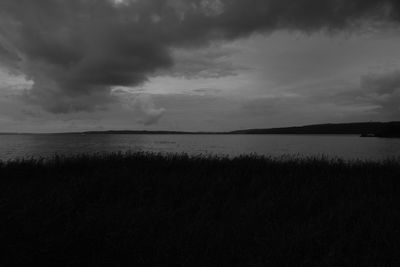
(0, 134), (399, 161)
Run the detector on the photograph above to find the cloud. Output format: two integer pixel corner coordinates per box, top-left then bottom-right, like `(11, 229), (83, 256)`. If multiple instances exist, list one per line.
(1, 0), (400, 113)
(129, 94), (166, 125)
(192, 88), (222, 95)
(113, 90), (166, 125)
(361, 70), (400, 95)
(360, 70), (400, 117)
(157, 45), (245, 79)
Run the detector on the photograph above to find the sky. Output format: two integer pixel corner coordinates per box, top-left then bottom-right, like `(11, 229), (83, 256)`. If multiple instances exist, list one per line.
(0, 0), (400, 132)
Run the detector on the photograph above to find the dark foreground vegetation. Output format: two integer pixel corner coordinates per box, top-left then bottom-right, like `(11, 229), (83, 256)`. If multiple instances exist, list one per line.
(1, 153), (400, 266)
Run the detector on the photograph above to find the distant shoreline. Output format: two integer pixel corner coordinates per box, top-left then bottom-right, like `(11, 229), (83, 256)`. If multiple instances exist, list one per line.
(1, 121), (399, 137)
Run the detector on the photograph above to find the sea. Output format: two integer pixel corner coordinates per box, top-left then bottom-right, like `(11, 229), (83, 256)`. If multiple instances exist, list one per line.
(1, 134), (400, 161)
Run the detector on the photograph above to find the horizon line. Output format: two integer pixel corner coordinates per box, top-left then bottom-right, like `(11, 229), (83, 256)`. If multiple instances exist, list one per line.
(1, 120), (398, 135)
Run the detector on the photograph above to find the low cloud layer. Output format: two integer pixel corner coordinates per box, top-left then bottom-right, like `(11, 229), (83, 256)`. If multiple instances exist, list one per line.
(126, 94), (166, 125)
(1, 0), (400, 114)
(360, 70), (400, 117)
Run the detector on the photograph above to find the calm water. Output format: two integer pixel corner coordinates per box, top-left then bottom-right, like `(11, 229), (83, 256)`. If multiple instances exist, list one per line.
(0, 134), (400, 161)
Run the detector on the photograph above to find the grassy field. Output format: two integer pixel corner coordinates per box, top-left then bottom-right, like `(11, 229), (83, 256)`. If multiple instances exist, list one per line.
(1, 152), (400, 266)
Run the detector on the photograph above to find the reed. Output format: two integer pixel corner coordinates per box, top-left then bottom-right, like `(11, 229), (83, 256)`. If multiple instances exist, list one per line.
(1, 152), (399, 266)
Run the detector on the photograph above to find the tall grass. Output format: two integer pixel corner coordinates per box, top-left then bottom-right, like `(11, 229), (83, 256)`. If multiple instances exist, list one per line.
(1, 152), (400, 266)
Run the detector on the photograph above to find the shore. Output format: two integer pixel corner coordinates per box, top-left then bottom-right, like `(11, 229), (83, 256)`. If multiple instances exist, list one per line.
(1, 153), (400, 265)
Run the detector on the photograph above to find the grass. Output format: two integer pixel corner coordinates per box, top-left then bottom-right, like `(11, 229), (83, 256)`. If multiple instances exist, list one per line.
(1, 152), (400, 266)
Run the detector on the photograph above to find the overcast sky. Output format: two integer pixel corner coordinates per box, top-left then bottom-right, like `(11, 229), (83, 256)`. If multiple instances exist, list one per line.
(0, 0), (400, 132)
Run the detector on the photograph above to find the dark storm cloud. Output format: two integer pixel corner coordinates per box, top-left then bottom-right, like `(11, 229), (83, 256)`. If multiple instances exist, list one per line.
(1, 0), (400, 113)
